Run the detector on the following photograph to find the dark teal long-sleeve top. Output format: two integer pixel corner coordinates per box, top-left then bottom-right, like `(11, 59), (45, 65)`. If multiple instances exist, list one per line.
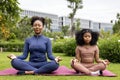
(17, 35), (55, 62)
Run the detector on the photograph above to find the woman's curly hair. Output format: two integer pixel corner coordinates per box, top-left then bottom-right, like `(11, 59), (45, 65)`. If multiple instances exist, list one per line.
(75, 29), (99, 46)
(31, 16), (45, 26)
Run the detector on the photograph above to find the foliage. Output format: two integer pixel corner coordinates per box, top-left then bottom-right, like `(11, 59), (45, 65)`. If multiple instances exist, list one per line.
(99, 29), (111, 39)
(16, 16), (33, 40)
(0, 0), (22, 27)
(75, 18), (81, 31)
(61, 25), (69, 36)
(63, 38), (76, 56)
(0, 39), (24, 52)
(99, 34), (120, 63)
(0, 25), (10, 40)
(0, 0), (22, 40)
(43, 31), (64, 39)
(113, 13), (120, 34)
(52, 38), (76, 56)
(52, 41), (64, 53)
(67, 0), (83, 37)
(44, 17), (52, 32)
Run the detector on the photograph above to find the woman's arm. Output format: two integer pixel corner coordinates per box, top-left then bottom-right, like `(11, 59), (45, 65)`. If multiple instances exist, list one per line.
(17, 39), (29, 60)
(46, 38), (55, 60)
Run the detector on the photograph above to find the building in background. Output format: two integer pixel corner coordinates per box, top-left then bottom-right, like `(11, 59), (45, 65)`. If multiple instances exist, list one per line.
(21, 10), (59, 32)
(20, 10), (113, 32)
(59, 16), (113, 32)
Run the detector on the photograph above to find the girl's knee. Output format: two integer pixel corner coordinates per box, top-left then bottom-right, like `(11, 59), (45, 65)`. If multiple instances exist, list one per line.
(98, 63), (106, 70)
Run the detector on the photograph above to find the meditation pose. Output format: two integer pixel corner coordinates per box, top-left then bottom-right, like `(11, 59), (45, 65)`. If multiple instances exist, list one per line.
(71, 29), (109, 76)
(7, 16), (61, 75)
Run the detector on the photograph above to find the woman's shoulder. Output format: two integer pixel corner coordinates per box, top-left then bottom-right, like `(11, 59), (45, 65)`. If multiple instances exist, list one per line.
(26, 36), (34, 40)
(41, 35), (49, 40)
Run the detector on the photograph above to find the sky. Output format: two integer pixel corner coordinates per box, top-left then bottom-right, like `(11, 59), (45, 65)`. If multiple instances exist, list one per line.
(18, 0), (120, 23)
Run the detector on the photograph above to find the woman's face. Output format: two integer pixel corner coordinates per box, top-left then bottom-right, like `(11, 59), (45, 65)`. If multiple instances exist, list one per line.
(33, 20), (44, 35)
(83, 32), (92, 44)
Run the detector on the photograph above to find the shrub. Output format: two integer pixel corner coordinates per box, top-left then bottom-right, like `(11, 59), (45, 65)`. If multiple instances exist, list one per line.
(52, 41), (64, 53)
(63, 38), (76, 56)
(52, 38), (76, 56)
(0, 39), (24, 52)
(99, 34), (120, 63)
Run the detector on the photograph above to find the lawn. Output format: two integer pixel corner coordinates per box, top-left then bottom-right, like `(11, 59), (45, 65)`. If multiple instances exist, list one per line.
(0, 52), (119, 80)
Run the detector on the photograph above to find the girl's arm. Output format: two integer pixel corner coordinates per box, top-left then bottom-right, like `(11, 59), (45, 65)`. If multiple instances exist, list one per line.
(94, 46), (110, 65)
(75, 46), (81, 62)
(94, 45), (103, 63)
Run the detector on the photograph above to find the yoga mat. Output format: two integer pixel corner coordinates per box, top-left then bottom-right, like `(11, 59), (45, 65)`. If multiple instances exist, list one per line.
(0, 66), (117, 77)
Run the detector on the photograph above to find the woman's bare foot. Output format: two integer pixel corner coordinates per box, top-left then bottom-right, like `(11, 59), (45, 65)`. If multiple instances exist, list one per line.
(25, 71), (34, 75)
(7, 54), (17, 60)
(17, 71), (34, 75)
(55, 56), (62, 63)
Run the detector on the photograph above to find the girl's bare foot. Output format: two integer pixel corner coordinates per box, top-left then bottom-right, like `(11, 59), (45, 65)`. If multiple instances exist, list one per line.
(104, 59), (110, 65)
(7, 54), (17, 60)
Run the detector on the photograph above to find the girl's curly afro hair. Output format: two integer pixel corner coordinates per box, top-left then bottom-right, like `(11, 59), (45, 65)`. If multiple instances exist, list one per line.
(75, 29), (99, 46)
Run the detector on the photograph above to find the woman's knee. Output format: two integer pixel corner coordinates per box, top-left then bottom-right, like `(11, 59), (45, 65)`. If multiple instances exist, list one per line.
(11, 59), (23, 69)
(51, 61), (59, 69)
(11, 59), (18, 66)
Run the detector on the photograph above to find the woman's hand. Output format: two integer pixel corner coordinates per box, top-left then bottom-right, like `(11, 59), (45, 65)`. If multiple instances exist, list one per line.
(7, 54), (17, 60)
(55, 56), (62, 63)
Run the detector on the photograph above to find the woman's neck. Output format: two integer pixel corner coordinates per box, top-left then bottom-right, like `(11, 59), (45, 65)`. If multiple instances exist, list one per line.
(35, 33), (41, 36)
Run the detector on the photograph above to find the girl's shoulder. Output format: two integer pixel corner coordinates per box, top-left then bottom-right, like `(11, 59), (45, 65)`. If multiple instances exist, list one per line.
(76, 45), (83, 50)
(76, 45), (98, 49)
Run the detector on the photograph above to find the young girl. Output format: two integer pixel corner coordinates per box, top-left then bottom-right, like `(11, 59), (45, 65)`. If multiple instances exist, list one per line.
(71, 29), (109, 76)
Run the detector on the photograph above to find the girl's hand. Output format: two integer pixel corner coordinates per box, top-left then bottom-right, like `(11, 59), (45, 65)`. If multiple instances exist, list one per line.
(102, 59), (110, 65)
(71, 58), (79, 64)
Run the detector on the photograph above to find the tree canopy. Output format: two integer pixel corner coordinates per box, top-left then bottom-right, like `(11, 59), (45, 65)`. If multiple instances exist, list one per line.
(67, 0), (83, 37)
(113, 13), (120, 34)
(0, 0), (22, 40)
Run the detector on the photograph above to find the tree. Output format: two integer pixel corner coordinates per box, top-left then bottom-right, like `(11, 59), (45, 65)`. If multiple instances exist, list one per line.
(67, 0), (83, 37)
(61, 25), (69, 36)
(75, 18), (80, 31)
(113, 13), (120, 34)
(15, 16), (33, 40)
(45, 17), (52, 32)
(0, 0), (22, 40)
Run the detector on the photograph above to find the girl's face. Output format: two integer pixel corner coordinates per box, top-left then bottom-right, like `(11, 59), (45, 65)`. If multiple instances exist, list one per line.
(83, 32), (92, 44)
(33, 20), (44, 35)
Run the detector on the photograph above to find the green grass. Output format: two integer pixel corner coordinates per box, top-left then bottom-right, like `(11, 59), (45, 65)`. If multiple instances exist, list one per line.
(0, 52), (120, 80)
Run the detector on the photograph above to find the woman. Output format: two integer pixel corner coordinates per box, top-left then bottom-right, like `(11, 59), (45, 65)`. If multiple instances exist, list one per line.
(7, 16), (62, 75)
